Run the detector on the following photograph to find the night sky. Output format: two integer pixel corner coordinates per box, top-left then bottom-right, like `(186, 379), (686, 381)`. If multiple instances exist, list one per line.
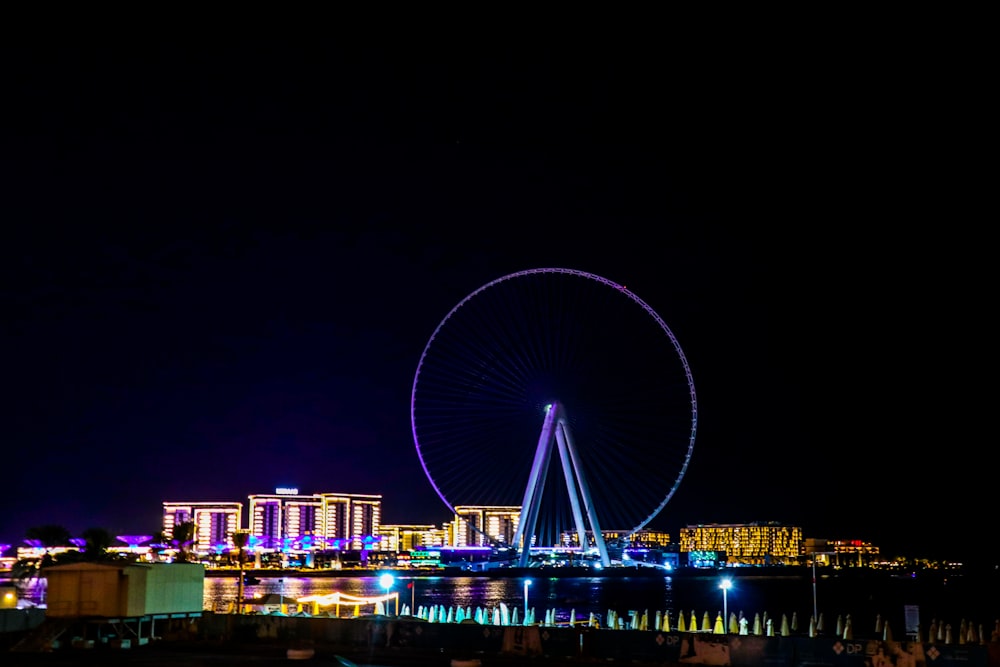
(2, 37), (987, 564)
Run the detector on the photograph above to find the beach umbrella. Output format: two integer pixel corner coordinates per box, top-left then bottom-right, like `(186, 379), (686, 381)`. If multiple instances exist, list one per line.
(701, 611), (712, 632)
(753, 613), (762, 636)
(791, 612), (799, 632)
(713, 613), (724, 634)
(739, 616), (748, 635)
(780, 614), (790, 637)
(678, 611), (687, 633)
(729, 612), (739, 634)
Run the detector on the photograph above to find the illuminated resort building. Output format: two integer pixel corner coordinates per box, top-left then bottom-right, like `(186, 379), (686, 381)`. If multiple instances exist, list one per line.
(162, 501), (242, 554)
(804, 538), (880, 567)
(248, 488), (323, 551)
(379, 524), (447, 553)
(678, 522), (804, 566)
(319, 492), (383, 551)
(562, 529), (671, 549)
(452, 506), (521, 547)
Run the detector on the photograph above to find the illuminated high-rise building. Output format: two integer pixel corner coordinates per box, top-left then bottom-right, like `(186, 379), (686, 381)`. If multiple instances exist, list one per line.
(248, 488), (323, 551)
(162, 501), (242, 554)
(319, 492), (382, 551)
(453, 506), (521, 547)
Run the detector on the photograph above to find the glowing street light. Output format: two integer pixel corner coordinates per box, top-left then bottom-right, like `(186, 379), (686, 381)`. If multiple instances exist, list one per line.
(379, 573), (395, 616)
(719, 577), (732, 632)
(524, 578), (532, 622)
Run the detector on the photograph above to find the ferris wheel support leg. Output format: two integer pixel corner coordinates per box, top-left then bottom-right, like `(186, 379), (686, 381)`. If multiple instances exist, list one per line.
(560, 420), (611, 567)
(555, 423), (589, 554)
(513, 402), (560, 568)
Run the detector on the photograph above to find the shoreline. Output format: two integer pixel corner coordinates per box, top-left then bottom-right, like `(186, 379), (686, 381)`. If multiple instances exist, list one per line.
(203, 564), (962, 581)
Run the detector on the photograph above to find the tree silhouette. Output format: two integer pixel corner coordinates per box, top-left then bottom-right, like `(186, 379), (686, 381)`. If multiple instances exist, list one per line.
(81, 527), (115, 561)
(25, 524), (71, 550)
(171, 521), (196, 562)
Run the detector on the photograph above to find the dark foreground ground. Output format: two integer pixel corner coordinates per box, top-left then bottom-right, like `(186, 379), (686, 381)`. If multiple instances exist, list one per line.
(4, 641), (666, 667)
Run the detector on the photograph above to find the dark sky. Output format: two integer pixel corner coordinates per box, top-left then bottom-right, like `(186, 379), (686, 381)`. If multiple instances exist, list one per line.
(1, 36), (988, 563)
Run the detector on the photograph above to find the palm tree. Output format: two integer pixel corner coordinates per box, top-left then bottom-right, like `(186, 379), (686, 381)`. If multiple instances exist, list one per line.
(25, 524), (71, 551)
(81, 527), (115, 561)
(25, 524), (71, 568)
(233, 530), (250, 614)
(171, 521), (196, 562)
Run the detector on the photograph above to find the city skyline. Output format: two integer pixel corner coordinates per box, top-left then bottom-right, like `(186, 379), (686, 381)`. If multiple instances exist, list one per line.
(2, 38), (985, 566)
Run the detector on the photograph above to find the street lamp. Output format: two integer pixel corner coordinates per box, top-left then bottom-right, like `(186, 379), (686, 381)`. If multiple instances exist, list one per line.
(524, 579), (532, 622)
(379, 573), (395, 616)
(811, 551), (836, 627)
(719, 578), (732, 632)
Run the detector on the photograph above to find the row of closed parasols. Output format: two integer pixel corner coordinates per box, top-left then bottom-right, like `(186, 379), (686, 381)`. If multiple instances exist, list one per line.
(237, 597), (1000, 646)
(409, 603), (1000, 646)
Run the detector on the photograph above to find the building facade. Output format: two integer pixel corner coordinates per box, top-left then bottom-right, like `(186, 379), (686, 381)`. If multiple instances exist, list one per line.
(319, 492), (383, 551)
(452, 506), (521, 547)
(678, 522), (803, 565)
(247, 489), (323, 551)
(162, 501), (243, 554)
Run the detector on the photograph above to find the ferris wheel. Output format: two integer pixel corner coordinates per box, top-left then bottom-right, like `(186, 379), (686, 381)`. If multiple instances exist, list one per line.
(410, 268), (697, 564)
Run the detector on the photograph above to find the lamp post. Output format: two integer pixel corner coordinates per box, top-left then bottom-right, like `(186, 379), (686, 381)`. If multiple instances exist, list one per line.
(719, 577), (732, 632)
(524, 579), (532, 623)
(811, 551), (836, 627)
(379, 573), (395, 616)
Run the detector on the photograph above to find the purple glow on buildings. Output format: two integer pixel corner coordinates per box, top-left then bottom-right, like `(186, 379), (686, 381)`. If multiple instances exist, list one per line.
(116, 535), (153, 548)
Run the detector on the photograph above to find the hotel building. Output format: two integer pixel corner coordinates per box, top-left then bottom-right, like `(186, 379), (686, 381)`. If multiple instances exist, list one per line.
(452, 506), (521, 547)
(162, 501), (243, 554)
(678, 522), (803, 566)
(379, 524), (448, 553)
